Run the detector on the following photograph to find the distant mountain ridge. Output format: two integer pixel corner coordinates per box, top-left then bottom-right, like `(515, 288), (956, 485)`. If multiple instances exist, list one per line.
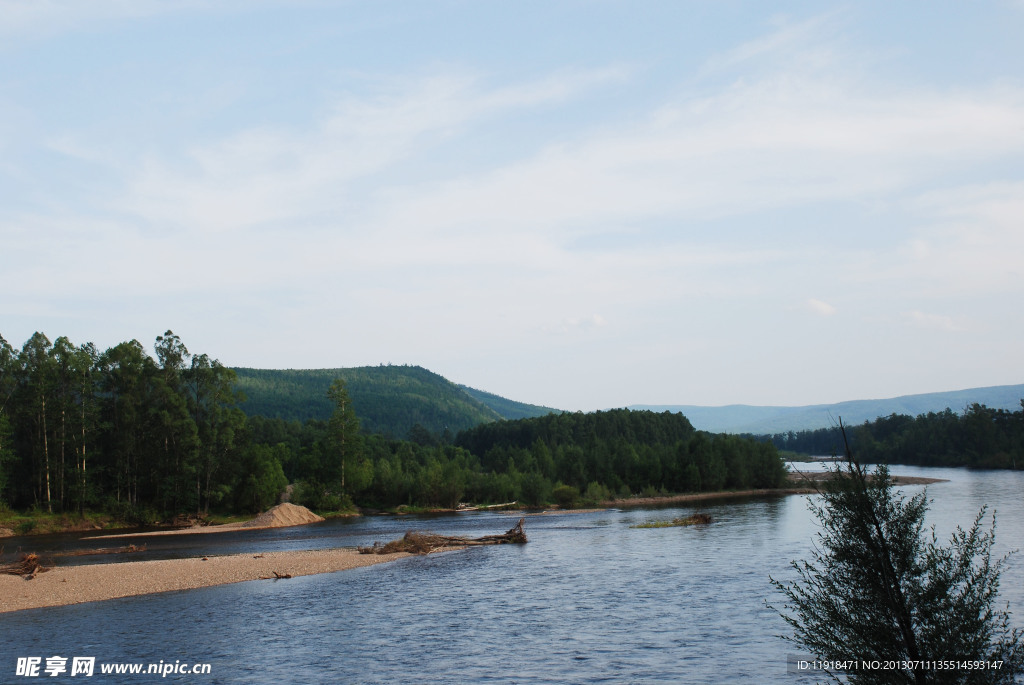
(234, 364), (1023, 438)
(630, 384), (1024, 434)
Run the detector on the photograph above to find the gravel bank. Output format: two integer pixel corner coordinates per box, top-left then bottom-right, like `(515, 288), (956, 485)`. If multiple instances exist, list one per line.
(0, 548), (411, 614)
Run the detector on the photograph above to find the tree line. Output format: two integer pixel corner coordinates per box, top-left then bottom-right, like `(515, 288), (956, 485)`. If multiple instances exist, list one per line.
(1, 330), (787, 522)
(757, 402), (1024, 469)
(0, 331), (288, 521)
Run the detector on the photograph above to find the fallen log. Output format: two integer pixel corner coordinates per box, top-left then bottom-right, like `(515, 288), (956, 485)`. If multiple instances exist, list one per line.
(259, 571), (293, 580)
(1, 552), (51, 579)
(55, 543), (147, 558)
(359, 518), (527, 555)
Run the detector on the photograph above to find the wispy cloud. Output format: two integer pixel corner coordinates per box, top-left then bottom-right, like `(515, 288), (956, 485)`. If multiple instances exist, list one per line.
(905, 310), (963, 332)
(4, 3), (1023, 407)
(698, 10), (849, 78)
(807, 299), (837, 316)
(107, 67), (628, 235)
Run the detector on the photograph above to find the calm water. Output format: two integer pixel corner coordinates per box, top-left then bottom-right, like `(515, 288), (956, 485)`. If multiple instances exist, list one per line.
(2, 465), (1022, 684)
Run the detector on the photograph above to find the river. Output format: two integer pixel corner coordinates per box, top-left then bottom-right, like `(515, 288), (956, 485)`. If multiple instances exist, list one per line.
(2, 464), (1022, 683)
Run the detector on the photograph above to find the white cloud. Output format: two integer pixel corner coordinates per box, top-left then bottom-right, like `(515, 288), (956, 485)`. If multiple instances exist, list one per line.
(5, 5), (1024, 408)
(375, 79), (1024, 235)
(905, 310), (963, 332)
(106, 67), (627, 235)
(886, 181), (1024, 296)
(698, 11), (848, 78)
(807, 299), (837, 316)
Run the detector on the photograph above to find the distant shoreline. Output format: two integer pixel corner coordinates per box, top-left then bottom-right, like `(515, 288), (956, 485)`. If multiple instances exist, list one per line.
(603, 472), (947, 509)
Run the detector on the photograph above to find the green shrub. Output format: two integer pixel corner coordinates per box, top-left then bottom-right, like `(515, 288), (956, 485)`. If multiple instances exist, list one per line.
(552, 483), (580, 509)
(584, 481), (612, 504)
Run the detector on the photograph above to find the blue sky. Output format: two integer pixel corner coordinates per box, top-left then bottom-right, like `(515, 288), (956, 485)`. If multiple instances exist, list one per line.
(2, 1), (1023, 411)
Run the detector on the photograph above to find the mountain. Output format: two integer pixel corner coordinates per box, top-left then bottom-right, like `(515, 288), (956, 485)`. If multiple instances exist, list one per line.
(630, 384), (1024, 434)
(457, 385), (562, 421)
(232, 365), (559, 438)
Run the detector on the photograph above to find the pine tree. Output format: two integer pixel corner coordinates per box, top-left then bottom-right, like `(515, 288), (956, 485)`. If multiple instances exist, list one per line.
(770, 423), (1023, 684)
(327, 378), (362, 493)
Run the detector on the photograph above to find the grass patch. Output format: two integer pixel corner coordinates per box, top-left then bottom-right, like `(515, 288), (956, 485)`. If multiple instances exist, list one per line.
(0, 510), (126, 536)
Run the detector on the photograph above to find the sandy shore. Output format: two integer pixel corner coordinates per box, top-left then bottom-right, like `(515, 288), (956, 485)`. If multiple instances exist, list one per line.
(786, 470), (948, 487)
(0, 548), (411, 614)
(608, 487), (818, 508)
(606, 472), (946, 509)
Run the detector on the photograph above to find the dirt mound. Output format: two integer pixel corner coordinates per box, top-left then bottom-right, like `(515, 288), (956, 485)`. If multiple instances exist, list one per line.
(240, 503), (324, 529)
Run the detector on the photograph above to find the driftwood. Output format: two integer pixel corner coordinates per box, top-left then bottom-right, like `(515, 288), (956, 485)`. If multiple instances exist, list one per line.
(359, 518), (528, 555)
(1, 552), (51, 579)
(259, 570), (292, 580)
(55, 544), (146, 558)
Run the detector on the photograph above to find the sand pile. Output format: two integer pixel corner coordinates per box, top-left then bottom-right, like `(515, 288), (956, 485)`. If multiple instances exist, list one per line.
(239, 503), (324, 529)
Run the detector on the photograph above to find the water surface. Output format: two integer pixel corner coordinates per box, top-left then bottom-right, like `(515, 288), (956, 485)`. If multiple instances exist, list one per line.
(2, 465), (1022, 683)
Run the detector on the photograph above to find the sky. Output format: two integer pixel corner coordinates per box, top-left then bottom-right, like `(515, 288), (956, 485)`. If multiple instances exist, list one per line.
(2, 1), (1023, 411)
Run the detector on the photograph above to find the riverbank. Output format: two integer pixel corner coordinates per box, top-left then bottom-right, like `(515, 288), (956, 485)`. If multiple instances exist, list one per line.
(603, 471), (946, 509)
(87, 502), (325, 539)
(785, 469), (948, 487)
(2, 470), (948, 539)
(0, 547), (413, 614)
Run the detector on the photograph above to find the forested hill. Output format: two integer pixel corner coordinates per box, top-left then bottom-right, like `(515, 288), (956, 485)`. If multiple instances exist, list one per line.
(232, 365), (558, 438)
(457, 385), (561, 421)
(455, 409), (788, 494)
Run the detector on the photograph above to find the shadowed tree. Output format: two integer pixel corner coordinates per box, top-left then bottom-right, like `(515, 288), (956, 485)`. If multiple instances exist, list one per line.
(0, 335), (16, 504)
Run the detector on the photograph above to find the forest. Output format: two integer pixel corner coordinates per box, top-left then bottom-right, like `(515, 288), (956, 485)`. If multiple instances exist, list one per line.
(759, 402), (1024, 469)
(0, 330), (788, 523)
(232, 365), (509, 435)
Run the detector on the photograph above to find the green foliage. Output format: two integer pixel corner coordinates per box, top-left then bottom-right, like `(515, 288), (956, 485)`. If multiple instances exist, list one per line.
(0, 413), (13, 505)
(235, 444), (288, 513)
(771, 436), (1023, 683)
(232, 365), (504, 437)
(583, 481), (611, 504)
(457, 385), (562, 420)
(551, 483), (580, 508)
(0, 328), (789, 524)
(761, 401), (1024, 469)
(291, 480), (354, 514)
(327, 378), (364, 495)
(0, 330), (287, 520)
